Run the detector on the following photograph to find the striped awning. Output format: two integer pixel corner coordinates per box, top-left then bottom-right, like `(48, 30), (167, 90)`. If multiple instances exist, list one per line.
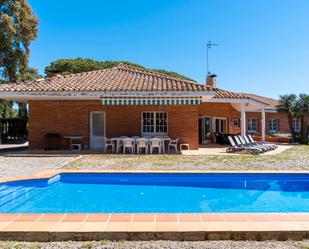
(101, 97), (202, 105)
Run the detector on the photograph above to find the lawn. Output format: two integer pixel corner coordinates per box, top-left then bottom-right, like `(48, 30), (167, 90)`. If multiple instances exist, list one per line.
(63, 145), (309, 171)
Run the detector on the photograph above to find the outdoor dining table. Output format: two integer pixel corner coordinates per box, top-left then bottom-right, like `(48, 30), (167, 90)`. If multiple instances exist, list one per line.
(110, 136), (171, 154)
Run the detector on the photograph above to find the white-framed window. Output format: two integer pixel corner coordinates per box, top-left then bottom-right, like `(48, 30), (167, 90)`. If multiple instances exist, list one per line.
(247, 118), (258, 133)
(232, 118), (240, 128)
(142, 112), (168, 135)
(292, 118), (301, 132)
(269, 119), (279, 133)
(214, 118), (227, 134)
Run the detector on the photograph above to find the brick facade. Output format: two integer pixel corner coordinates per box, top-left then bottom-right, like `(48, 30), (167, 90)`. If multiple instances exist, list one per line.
(28, 100), (199, 149)
(28, 100), (290, 150)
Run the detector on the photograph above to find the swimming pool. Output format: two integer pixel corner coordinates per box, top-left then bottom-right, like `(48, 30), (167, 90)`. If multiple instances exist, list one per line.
(1, 173), (309, 213)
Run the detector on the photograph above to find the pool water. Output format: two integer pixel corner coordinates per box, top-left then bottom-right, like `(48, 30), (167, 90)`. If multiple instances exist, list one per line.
(1, 173), (309, 213)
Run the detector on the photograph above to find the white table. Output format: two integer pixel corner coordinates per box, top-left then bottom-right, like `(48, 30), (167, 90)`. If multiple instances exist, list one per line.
(110, 137), (126, 153)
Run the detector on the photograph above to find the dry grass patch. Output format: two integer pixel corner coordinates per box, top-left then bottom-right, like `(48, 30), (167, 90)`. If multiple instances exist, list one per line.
(63, 145), (309, 171)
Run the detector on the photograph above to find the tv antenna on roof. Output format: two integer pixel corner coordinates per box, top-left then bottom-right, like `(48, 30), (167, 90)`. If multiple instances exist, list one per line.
(207, 40), (219, 76)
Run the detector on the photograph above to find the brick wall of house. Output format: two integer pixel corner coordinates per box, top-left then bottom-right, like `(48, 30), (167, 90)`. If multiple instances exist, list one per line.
(198, 103), (290, 135)
(28, 100), (291, 150)
(28, 100), (200, 149)
(245, 112), (290, 134)
(198, 102), (240, 134)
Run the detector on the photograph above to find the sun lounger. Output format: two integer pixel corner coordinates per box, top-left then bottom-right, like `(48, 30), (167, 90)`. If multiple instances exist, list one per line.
(226, 136), (261, 155)
(247, 135), (278, 150)
(237, 135), (271, 152)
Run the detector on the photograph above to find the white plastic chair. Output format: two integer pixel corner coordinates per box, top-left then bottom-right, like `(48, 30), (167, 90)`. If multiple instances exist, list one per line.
(136, 138), (148, 154)
(123, 138), (135, 154)
(149, 138), (162, 154)
(104, 137), (115, 153)
(168, 137), (179, 153)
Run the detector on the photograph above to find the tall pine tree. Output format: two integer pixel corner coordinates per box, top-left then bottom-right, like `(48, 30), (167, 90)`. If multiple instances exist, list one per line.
(0, 0), (38, 118)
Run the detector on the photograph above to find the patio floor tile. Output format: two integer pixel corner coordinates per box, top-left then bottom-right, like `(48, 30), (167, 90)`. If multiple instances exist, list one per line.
(131, 222), (155, 231)
(0, 222), (9, 230)
(0, 214), (19, 222)
(52, 222), (84, 232)
(178, 214), (201, 222)
(298, 222), (309, 230)
(1, 222), (34, 231)
(156, 214), (178, 222)
(15, 214), (42, 222)
(132, 214), (155, 222)
(222, 214), (248, 221)
(38, 214), (65, 222)
(155, 222), (180, 232)
(179, 222), (205, 231)
(277, 222), (307, 231)
(27, 222), (59, 231)
(105, 222), (131, 231)
(79, 222), (107, 232)
(267, 214), (294, 221)
(85, 214), (110, 222)
(245, 214), (271, 221)
(200, 214), (224, 222)
(226, 222), (261, 231)
(204, 222), (231, 231)
(62, 214), (87, 222)
(289, 213), (309, 222)
(109, 214), (132, 222)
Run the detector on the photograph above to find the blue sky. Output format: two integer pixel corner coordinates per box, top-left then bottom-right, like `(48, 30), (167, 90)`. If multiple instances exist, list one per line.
(28, 0), (309, 99)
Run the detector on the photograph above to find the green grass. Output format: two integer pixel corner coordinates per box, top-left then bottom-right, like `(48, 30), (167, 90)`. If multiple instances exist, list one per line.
(63, 145), (309, 171)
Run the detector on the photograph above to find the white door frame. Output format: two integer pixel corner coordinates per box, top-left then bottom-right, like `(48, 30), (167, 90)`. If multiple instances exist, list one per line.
(89, 111), (106, 150)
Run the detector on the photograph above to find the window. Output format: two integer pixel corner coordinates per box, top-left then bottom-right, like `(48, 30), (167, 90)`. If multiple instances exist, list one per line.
(292, 118), (301, 132)
(248, 118), (257, 133)
(232, 118), (240, 128)
(215, 118), (227, 133)
(142, 112), (168, 135)
(269, 119), (279, 133)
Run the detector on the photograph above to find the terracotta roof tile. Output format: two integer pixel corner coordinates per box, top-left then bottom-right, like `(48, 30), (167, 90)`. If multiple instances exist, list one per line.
(241, 93), (279, 109)
(0, 63), (246, 100)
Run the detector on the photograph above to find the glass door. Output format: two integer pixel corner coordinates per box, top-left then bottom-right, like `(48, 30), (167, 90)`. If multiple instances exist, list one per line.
(90, 112), (106, 150)
(199, 117), (212, 144)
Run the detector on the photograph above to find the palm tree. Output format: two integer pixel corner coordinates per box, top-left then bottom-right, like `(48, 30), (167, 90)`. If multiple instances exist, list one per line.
(296, 94), (309, 140)
(277, 94), (297, 136)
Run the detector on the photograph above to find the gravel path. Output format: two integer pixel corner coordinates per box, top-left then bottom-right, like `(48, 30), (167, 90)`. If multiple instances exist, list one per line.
(0, 240), (308, 249)
(0, 156), (77, 178)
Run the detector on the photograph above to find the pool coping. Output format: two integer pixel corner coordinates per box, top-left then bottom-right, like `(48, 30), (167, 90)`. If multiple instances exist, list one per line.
(1, 169), (309, 241)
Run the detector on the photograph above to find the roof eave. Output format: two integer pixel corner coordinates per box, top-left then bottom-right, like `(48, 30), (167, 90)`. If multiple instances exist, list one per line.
(0, 90), (216, 101)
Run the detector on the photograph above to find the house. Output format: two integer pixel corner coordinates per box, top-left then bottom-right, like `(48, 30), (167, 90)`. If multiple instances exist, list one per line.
(0, 63), (294, 150)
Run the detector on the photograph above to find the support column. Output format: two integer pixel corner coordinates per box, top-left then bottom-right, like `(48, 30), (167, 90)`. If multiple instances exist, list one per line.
(241, 103), (246, 137)
(261, 108), (266, 142)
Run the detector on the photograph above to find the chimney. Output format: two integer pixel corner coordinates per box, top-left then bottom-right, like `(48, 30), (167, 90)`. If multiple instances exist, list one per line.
(206, 74), (217, 88)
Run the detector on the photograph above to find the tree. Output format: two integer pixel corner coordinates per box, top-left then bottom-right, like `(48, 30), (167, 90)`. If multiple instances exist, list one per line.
(295, 93), (309, 141)
(277, 94), (297, 136)
(45, 58), (196, 82)
(0, 0), (38, 117)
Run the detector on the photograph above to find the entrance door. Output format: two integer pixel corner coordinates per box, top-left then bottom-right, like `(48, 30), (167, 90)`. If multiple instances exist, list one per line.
(90, 112), (106, 150)
(198, 117), (212, 144)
